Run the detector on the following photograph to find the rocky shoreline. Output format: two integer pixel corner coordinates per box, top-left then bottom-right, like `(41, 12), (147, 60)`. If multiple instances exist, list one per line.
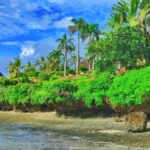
(0, 111), (150, 149)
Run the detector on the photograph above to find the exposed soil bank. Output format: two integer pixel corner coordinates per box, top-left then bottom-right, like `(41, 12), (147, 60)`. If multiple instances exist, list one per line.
(0, 111), (150, 149)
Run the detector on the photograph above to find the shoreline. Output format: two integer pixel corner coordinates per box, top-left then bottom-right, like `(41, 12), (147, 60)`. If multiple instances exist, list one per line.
(0, 111), (150, 148)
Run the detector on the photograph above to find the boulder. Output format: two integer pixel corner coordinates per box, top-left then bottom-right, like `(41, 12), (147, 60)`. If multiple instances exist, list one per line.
(125, 111), (148, 132)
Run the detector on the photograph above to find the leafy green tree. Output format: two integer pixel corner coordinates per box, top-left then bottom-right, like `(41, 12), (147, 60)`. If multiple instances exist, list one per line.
(95, 25), (150, 72)
(57, 34), (75, 76)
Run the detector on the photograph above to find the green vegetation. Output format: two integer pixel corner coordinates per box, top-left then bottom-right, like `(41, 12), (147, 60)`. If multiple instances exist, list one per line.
(0, 0), (150, 114)
(108, 66), (150, 106)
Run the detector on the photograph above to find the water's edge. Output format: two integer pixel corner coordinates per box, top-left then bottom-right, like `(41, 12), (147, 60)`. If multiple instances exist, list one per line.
(0, 112), (150, 150)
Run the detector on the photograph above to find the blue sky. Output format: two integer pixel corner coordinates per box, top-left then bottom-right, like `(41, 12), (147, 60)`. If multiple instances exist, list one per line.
(0, 0), (119, 75)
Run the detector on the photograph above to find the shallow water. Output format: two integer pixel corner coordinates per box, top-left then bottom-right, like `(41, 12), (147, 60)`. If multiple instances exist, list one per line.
(0, 123), (147, 150)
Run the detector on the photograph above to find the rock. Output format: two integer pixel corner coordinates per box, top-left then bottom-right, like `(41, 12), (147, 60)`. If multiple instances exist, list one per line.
(114, 117), (124, 122)
(125, 111), (148, 132)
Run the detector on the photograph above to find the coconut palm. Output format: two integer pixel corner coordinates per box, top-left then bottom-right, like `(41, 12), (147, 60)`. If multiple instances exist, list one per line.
(47, 49), (62, 71)
(38, 57), (47, 71)
(81, 23), (101, 70)
(107, 0), (128, 28)
(83, 23), (100, 43)
(108, 0), (150, 28)
(86, 39), (104, 70)
(57, 34), (75, 76)
(68, 18), (87, 75)
(7, 57), (21, 78)
(23, 61), (35, 73)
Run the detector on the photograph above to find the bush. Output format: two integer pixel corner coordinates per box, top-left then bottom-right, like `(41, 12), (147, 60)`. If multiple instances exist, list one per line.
(30, 81), (50, 105)
(4, 83), (32, 105)
(30, 79), (75, 105)
(74, 72), (113, 107)
(67, 69), (76, 75)
(48, 79), (75, 105)
(0, 86), (7, 103)
(18, 76), (30, 83)
(79, 66), (88, 73)
(0, 77), (18, 86)
(108, 66), (150, 106)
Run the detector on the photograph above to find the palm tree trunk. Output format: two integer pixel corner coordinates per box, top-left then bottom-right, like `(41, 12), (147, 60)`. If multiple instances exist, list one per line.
(76, 33), (80, 75)
(92, 55), (95, 70)
(89, 64), (91, 71)
(64, 50), (67, 76)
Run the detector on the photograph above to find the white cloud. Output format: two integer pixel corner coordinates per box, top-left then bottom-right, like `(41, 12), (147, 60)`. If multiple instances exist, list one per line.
(20, 47), (35, 57)
(54, 17), (73, 28)
(20, 36), (57, 59)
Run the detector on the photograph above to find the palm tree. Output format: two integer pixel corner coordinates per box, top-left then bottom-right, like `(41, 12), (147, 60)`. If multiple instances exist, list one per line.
(86, 39), (104, 70)
(39, 57), (47, 71)
(68, 18), (87, 75)
(83, 23), (100, 43)
(57, 34), (75, 76)
(69, 54), (77, 70)
(108, 0), (150, 28)
(23, 61), (36, 73)
(7, 57), (21, 78)
(107, 0), (128, 28)
(47, 49), (62, 71)
(82, 23), (100, 70)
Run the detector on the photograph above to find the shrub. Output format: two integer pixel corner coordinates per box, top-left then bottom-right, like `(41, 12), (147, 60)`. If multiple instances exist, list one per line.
(5, 83), (32, 105)
(0, 77), (18, 86)
(0, 86), (7, 103)
(30, 81), (50, 105)
(108, 66), (150, 106)
(74, 72), (113, 107)
(79, 66), (88, 73)
(67, 69), (76, 75)
(48, 79), (75, 105)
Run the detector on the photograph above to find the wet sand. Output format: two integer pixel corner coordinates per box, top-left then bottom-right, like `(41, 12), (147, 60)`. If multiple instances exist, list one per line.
(0, 111), (150, 149)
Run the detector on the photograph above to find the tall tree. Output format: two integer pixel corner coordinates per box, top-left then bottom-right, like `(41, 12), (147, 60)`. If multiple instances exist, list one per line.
(83, 23), (100, 69)
(38, 57), (47, 71)
(7, 57), (21, 78)
(86, 39), (104, 70)
(46, 49), (63, 71)
(68, 18), (87, 75)
(57, 34), (75, 76)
